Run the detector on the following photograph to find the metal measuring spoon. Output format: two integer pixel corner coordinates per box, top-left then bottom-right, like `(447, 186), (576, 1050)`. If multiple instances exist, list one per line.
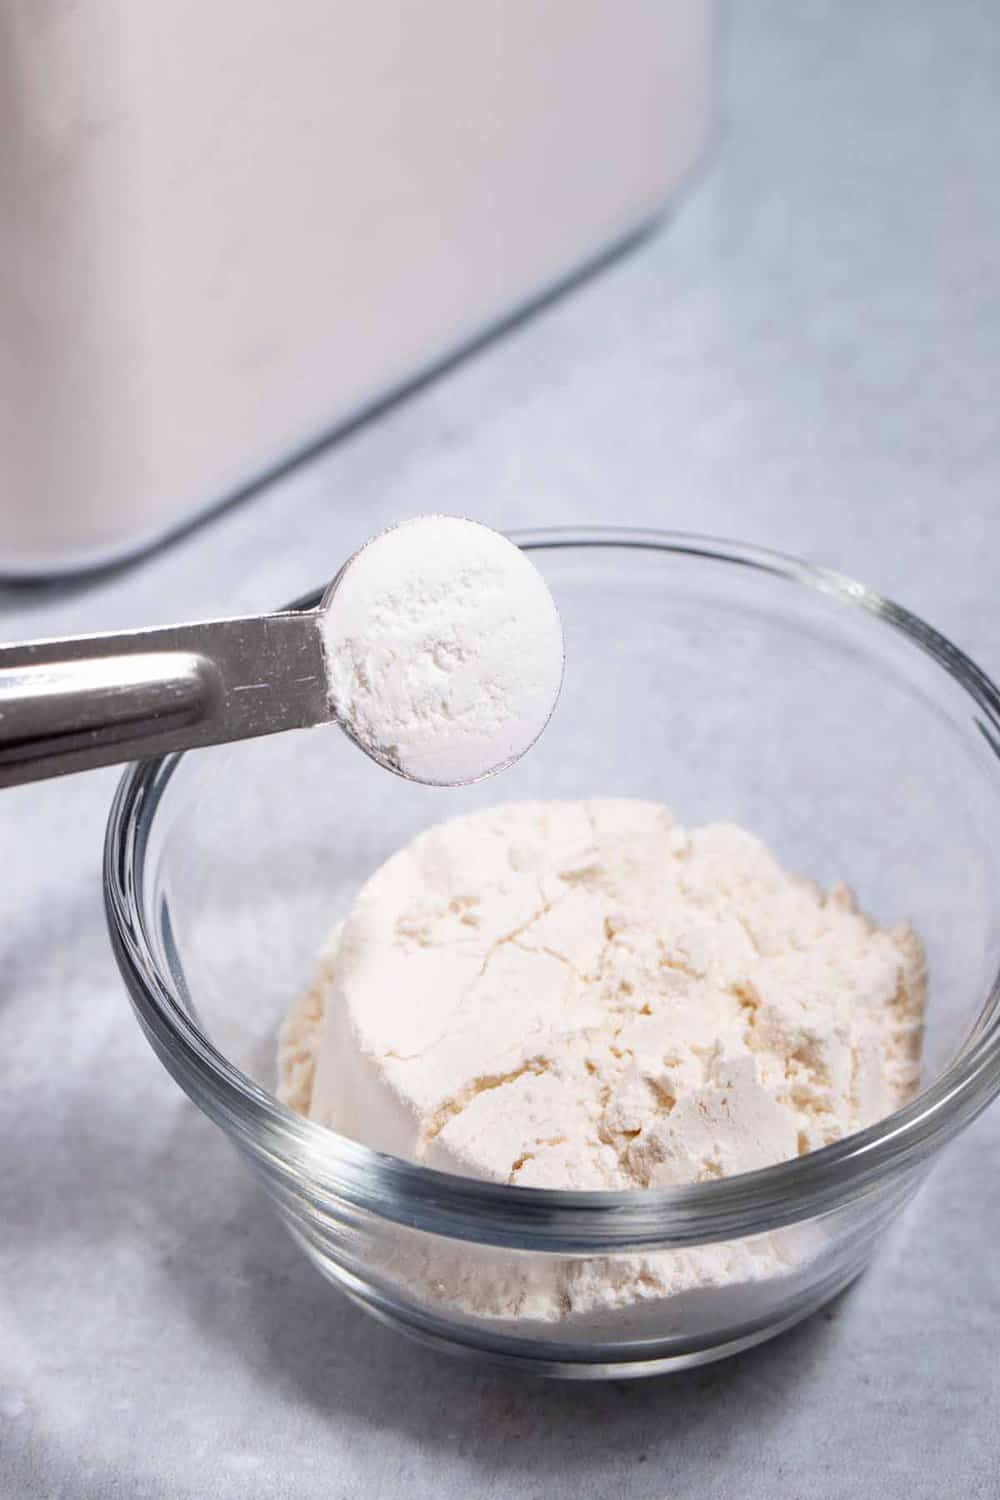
(0, 518), (563, 790)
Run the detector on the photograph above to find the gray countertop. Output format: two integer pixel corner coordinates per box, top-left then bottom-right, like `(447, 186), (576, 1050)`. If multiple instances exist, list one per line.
(3, 3), (999, 1496)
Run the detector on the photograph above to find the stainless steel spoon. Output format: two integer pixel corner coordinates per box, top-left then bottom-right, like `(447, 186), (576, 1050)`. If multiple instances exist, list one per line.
(0, 598), (335, 789)
(0, 517), (564, 790)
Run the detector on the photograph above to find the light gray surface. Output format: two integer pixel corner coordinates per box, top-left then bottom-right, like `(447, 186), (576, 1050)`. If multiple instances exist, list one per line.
(2, 3), (999, 1496)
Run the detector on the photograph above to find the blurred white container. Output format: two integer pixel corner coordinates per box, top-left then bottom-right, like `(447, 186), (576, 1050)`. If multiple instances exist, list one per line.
(0, 2), (712, 575)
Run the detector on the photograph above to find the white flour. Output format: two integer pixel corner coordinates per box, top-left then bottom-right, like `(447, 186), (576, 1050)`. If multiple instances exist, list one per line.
(321, 518), (564, 785)
(278, 799), (926, 1327)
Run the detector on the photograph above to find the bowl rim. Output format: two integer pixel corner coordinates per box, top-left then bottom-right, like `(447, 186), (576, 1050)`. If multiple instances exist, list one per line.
(104, 527), (1000, 1251)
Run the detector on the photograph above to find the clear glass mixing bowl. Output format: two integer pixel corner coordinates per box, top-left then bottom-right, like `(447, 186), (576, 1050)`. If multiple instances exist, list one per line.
(105, 529), (1000, 1378)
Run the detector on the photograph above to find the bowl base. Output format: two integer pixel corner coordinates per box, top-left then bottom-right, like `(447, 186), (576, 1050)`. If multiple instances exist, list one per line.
(323, 1258), (866, 1381)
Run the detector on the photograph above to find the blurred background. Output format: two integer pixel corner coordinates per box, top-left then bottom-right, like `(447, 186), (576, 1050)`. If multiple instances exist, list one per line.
(1, 1), (996, 648)
(1, 4), (998, 1497)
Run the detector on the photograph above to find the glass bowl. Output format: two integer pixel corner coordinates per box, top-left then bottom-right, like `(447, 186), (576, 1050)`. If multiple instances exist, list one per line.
(104, 529), (1000, 1379)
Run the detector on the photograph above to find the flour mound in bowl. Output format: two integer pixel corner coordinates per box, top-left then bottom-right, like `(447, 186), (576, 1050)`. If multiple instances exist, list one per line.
(277, 799), (925, 1329)
(279, 799), (925, 1187)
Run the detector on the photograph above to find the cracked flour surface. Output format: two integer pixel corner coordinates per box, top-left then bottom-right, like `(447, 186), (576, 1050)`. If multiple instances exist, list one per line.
(277, 799), (926, 1326)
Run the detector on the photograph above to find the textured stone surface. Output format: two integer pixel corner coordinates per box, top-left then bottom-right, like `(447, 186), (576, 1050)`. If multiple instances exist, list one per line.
(2, 3), (999, 1495)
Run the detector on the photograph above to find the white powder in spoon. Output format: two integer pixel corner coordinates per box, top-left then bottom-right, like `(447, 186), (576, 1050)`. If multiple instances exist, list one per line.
(320, 517), (564, 785)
